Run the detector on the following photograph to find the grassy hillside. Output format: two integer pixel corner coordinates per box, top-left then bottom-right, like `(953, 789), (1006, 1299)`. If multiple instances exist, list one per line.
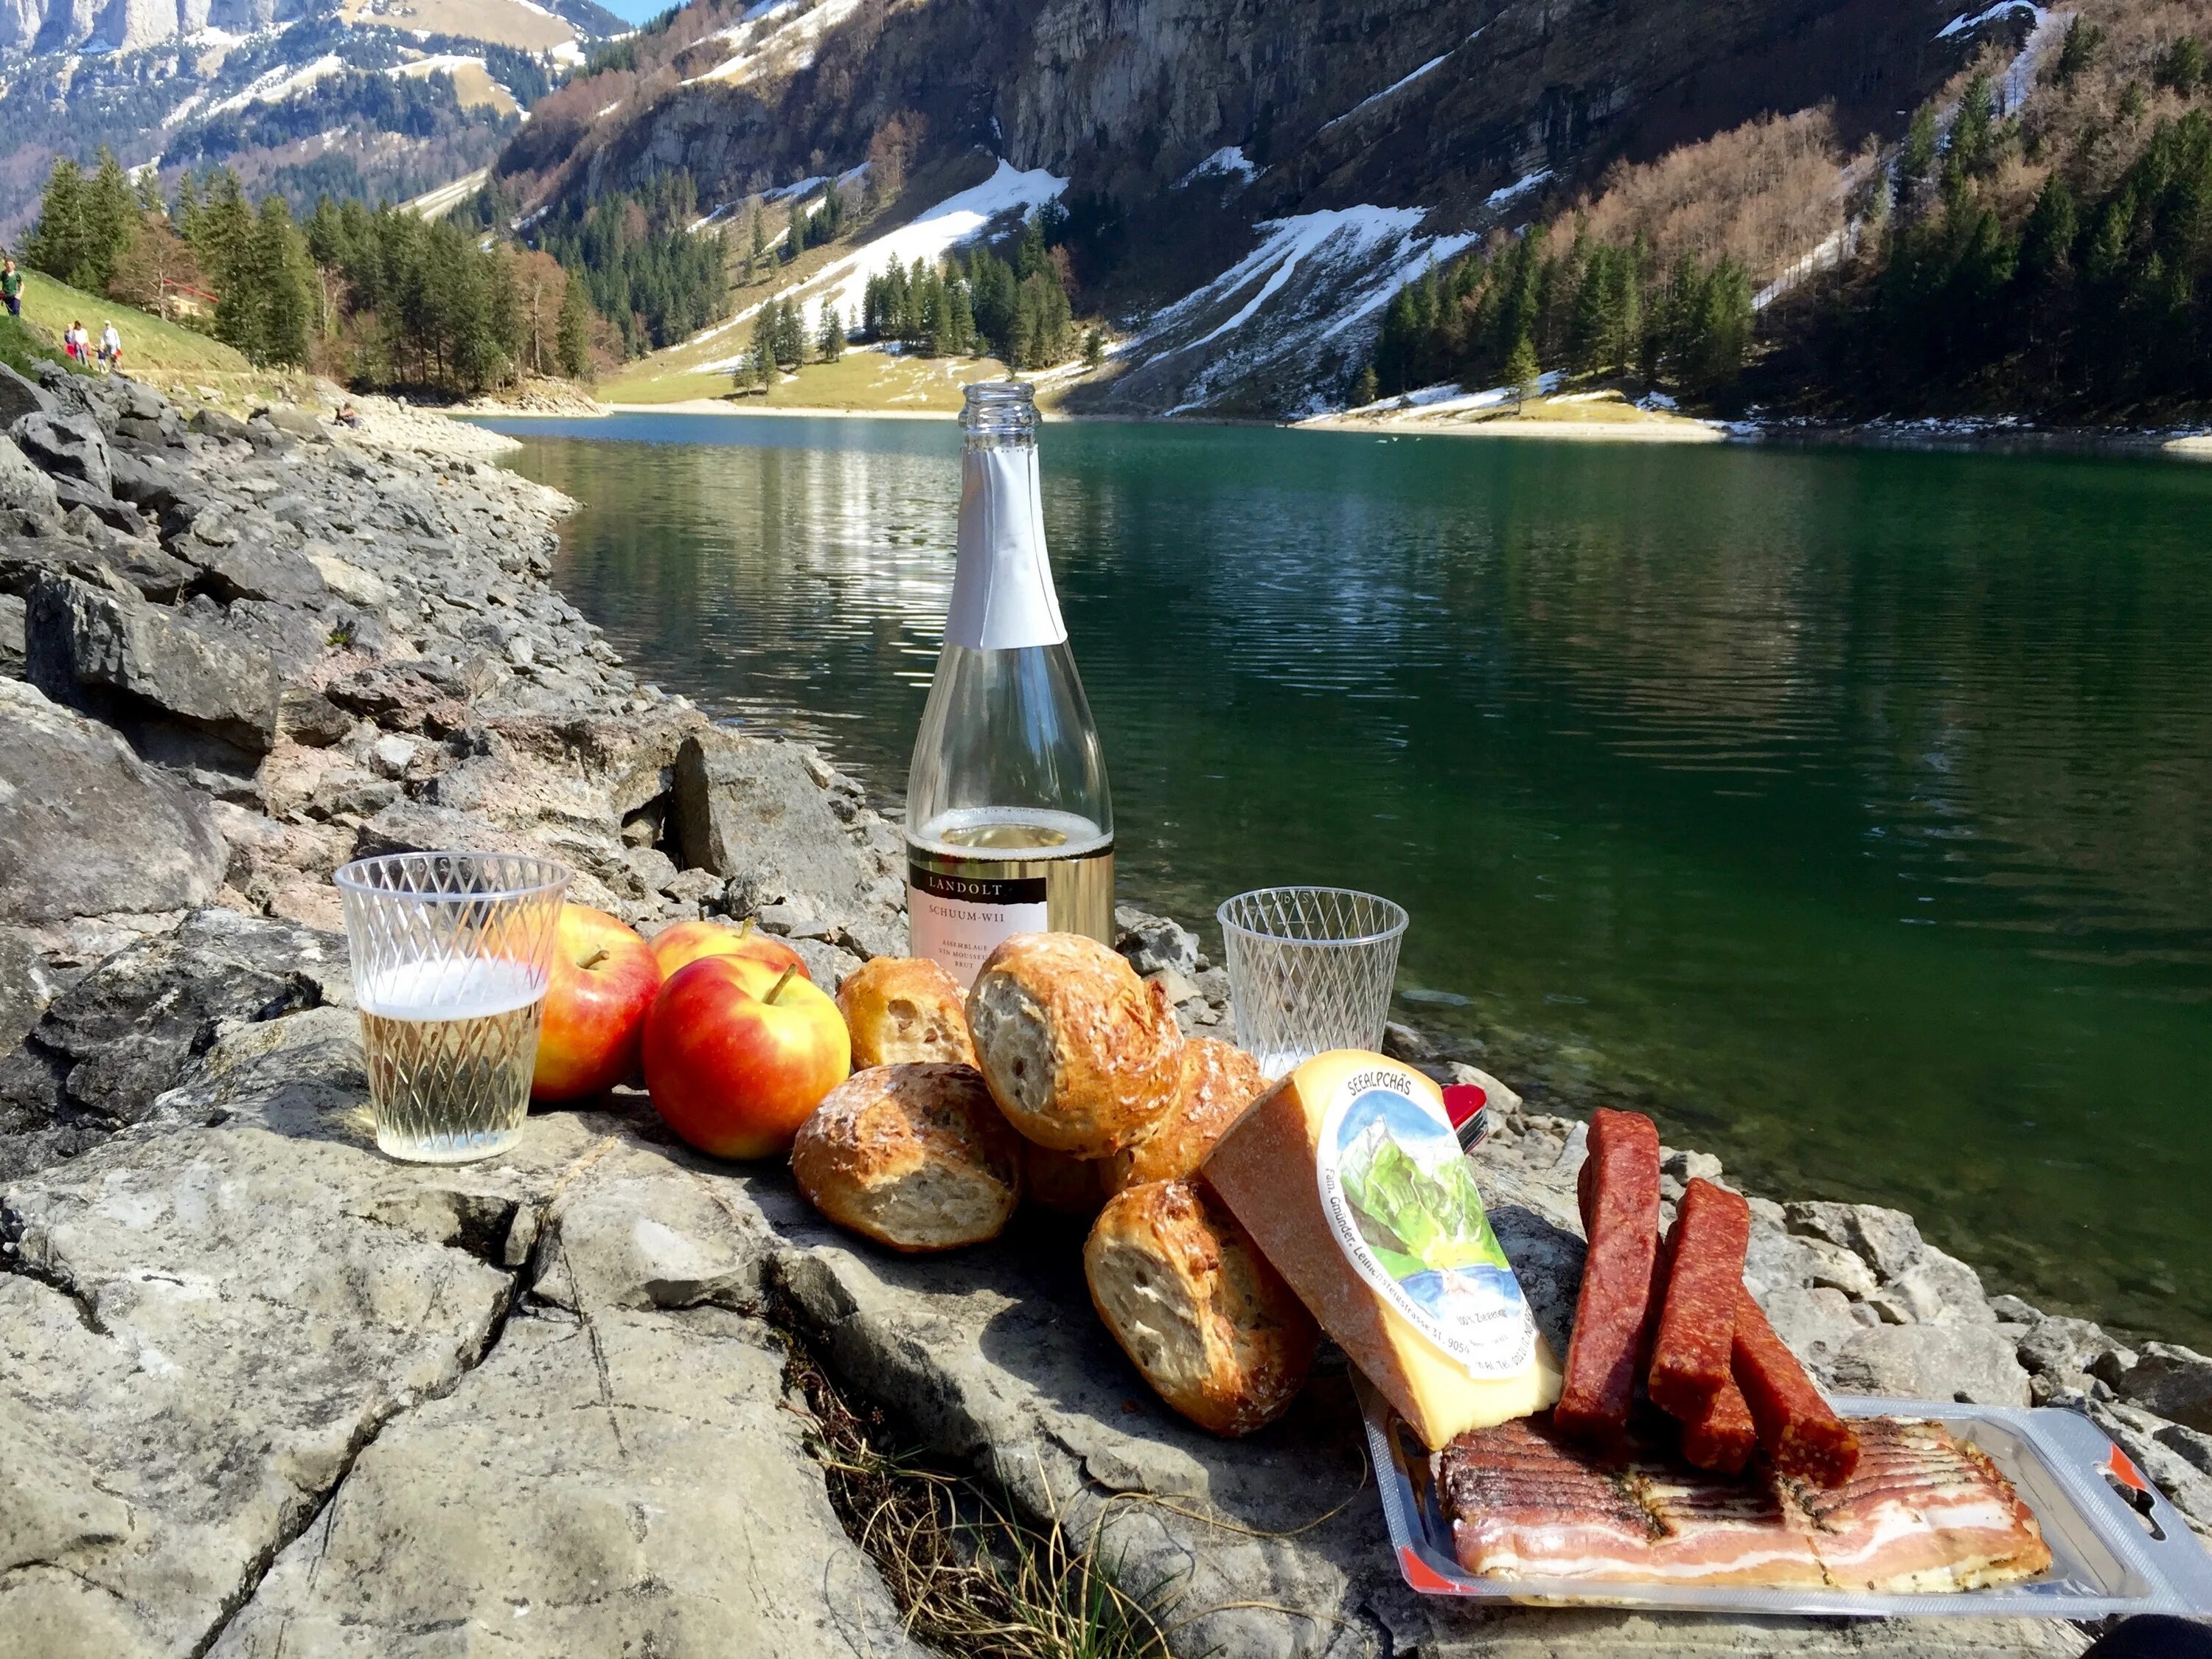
(602, 342), (1016, 411)
(13, 273), (252, 377)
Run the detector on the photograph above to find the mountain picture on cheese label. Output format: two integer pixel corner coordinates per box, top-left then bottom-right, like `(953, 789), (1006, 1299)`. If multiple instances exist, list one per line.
(1316, 1066), (1537, 1380)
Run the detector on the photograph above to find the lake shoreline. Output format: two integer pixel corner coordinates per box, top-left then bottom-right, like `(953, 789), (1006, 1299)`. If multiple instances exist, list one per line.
(470, 397), (2212, 460)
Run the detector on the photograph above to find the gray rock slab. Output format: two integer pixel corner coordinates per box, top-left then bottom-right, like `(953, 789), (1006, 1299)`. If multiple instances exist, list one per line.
(673, 728), (874, 909)
(10, 409), (112, 497)
(0, 678), (225, 925)
(1829, 1321), (2032, 1407)
(207, 1303), (925, 1659)
(0, 1112), (546, 1655)
(2113, 1342), (2212, 1433)
(0, 591), (21, 675)
(0, 434), (59, 521)
(26, 574), (280, 752)
(0, 364), (55, 428)
(0, 908), (348, 1175)
(1784, 1200), (1925, 1281)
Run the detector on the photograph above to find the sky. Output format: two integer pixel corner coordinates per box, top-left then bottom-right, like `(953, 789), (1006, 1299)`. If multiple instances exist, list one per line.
(596, 0), (673, 24)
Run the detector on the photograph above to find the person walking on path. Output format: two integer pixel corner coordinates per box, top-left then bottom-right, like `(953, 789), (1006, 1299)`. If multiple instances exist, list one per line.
(1, 259), (21, 319)
(100, 321), (121, 373)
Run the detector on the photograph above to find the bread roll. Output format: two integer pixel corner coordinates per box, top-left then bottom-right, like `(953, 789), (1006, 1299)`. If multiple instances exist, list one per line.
(1022, 1141), (1111, 1220)
(1083, 1179), (1318, 1436)
(967, 932), (1182, 1157)
(837, 956), (977, 1069)
(791, 1063), (1020, 1251)
(1105, 1037), (1267, 1194)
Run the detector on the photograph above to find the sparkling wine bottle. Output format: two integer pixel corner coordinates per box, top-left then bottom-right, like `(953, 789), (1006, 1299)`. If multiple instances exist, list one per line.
(905, 380), (1113, 988)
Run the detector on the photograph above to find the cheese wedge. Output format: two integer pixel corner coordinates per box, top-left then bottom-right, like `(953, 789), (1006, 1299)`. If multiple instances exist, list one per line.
(1202, 1049), (1562, 1448)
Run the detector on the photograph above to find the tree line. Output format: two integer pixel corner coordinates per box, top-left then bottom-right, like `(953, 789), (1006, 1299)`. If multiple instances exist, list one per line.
(858, 213), (1082, 368)
(17, 151), (590, 394)
(1365, 226), (1753, 405)
(1791, 55), (2212, 414)
(534, 173), (728, 356)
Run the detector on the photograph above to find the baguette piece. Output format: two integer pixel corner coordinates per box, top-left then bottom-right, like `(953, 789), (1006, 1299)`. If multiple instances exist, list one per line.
(967, 932), (1183, 1157)
(792, 1063), (1021, 1251)
(837, 956), (978, 1069)
(1203, 1050), (1560, 1448)
(1085, 1179), (1318, 1436)
(1104, 1037), (1267, 1194)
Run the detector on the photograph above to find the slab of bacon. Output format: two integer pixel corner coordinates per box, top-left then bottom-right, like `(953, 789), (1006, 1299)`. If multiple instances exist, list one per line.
(1438, 1413), (2051, 1592)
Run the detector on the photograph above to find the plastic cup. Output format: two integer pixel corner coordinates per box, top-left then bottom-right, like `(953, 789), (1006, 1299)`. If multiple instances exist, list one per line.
(1217, 886), (1410, 1079)
(335, 851), (571, 1164)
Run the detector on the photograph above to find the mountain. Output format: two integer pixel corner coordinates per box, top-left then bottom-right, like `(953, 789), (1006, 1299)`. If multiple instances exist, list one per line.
(0, 0), (624, 234)
(478, 0), (2039, 416)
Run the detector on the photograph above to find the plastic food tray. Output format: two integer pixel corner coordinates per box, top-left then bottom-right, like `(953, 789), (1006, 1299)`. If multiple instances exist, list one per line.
(1362, 1382), (2212, 1617)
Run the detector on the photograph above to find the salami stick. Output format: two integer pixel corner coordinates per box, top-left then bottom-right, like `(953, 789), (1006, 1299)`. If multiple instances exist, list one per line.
(1733, 1287), (1861, 1486)
(1646, 1178), (1751, 1421)
(1680, 1374), (1758, 1474)
(1554, 1110), (1660, 1452)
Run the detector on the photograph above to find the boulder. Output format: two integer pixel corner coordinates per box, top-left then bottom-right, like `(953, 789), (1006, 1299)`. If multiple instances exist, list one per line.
(252, 403), (325, 441)
(0, 908), (347, 1178)
(51, 472), (147, 535)
(0, 434), (60, 521)
(1782, 1199), (1924, 1281)
(0, 362), (55, 428)
(178, 535), (329, 605)
(2112, 1342), (2212, 1433)
(10, 409), (112, 497)
(1865, 1243), (1994, 1326)
(1116, 904), (1201, 978)
(0, 592), (21, 675)
(25, 574), (281, 752)
(672, 728), (874, 911)
(0, 678), (226, 925)
(1828, 1321), (2032, 1406)
(188, 407), (252, 445)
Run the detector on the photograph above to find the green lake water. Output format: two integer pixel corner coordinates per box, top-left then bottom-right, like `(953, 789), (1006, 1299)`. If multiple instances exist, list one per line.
(484, 411), (2212, 1346)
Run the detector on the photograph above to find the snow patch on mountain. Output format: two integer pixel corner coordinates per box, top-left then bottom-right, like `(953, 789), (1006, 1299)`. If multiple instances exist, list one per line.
(1321, 52), (1449, 131)
(205, 53), (348, 116)
(1176, 147), (1257, 188)
(1101, 206), (1473, 417)
(684, 0), (865, 87)
(695, 160), (1067, 371)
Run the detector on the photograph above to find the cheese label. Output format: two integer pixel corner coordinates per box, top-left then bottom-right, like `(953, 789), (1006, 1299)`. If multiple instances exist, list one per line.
(1314, 1061), (1538, 1380)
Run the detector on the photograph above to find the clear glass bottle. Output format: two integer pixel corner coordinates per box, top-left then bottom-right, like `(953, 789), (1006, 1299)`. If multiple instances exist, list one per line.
(905, 380), (1113, 987)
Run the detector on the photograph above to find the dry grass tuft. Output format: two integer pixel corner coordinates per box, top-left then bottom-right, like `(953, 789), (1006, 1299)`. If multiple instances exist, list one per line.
(783, 1343), (1169, 1659)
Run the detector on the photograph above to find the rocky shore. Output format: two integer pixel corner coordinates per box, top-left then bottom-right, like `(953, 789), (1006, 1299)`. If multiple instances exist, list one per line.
(1, 361), (2208, 1658)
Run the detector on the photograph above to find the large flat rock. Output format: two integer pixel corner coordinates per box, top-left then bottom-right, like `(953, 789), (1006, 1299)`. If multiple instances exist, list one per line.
(0, 678), (226, 925)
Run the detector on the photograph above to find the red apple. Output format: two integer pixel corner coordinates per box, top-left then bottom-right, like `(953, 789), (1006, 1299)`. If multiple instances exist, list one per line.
(643, 956), (852, 1159)
(649, 917), (810, 984)
(532, 903), (662, 1103)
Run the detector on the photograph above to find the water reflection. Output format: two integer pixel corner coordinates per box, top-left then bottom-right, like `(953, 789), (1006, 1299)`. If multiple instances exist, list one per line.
(493, 414), (2212, 1343)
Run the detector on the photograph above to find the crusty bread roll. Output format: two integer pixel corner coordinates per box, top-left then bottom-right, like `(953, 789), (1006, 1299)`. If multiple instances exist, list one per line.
(966, 932), (1183, 1157)
(1022, 1141), (1111, 1220)
(1104, 1037), (1267, 1194)
(837, 956), (978, 1069)
(791, 1063), (1020, 1251)
(1083, 1178), (1318, 1436)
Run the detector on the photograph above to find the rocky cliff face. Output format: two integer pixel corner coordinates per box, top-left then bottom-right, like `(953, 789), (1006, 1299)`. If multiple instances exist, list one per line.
(2, 0), (291, 55)
(528, 0), (1987, 414)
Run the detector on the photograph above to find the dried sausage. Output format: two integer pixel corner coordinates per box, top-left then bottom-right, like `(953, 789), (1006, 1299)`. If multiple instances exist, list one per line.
(1680, 1374), (1758, 1473)
(1733, 1288), (1860, 1486)
(1554, 1110), (1660, 1452)
(1646, 1178), (1751, 1420)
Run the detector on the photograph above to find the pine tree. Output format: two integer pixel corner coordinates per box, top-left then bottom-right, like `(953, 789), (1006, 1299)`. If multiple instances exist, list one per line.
(773, 297), (805, 367)
(250, 197), (314, 367)
(947, 277), (976, 355)
(1083, 325), (1105, 368)
(750, 302), (777, 386)
(784, 204), (803, 264)
(818, 302), (845, 361)
(1503, 331), (1540, 401)
(747, 205), (766, 282)
(557, 273), (593, 378)
(1352, 364), (1380, 405)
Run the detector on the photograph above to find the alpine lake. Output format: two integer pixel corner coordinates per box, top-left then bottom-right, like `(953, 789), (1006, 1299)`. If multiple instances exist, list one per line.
(479, 411), (2212, 1349)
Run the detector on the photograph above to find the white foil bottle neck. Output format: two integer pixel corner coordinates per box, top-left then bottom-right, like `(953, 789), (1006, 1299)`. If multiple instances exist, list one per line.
(944, 445), (1067, 651)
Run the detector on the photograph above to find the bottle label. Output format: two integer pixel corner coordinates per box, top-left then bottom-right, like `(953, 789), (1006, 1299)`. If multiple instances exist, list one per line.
(1313, 1062), (1537, 1380)
(945, 447), (1068, 651)
(907, 863), (1049, 990)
